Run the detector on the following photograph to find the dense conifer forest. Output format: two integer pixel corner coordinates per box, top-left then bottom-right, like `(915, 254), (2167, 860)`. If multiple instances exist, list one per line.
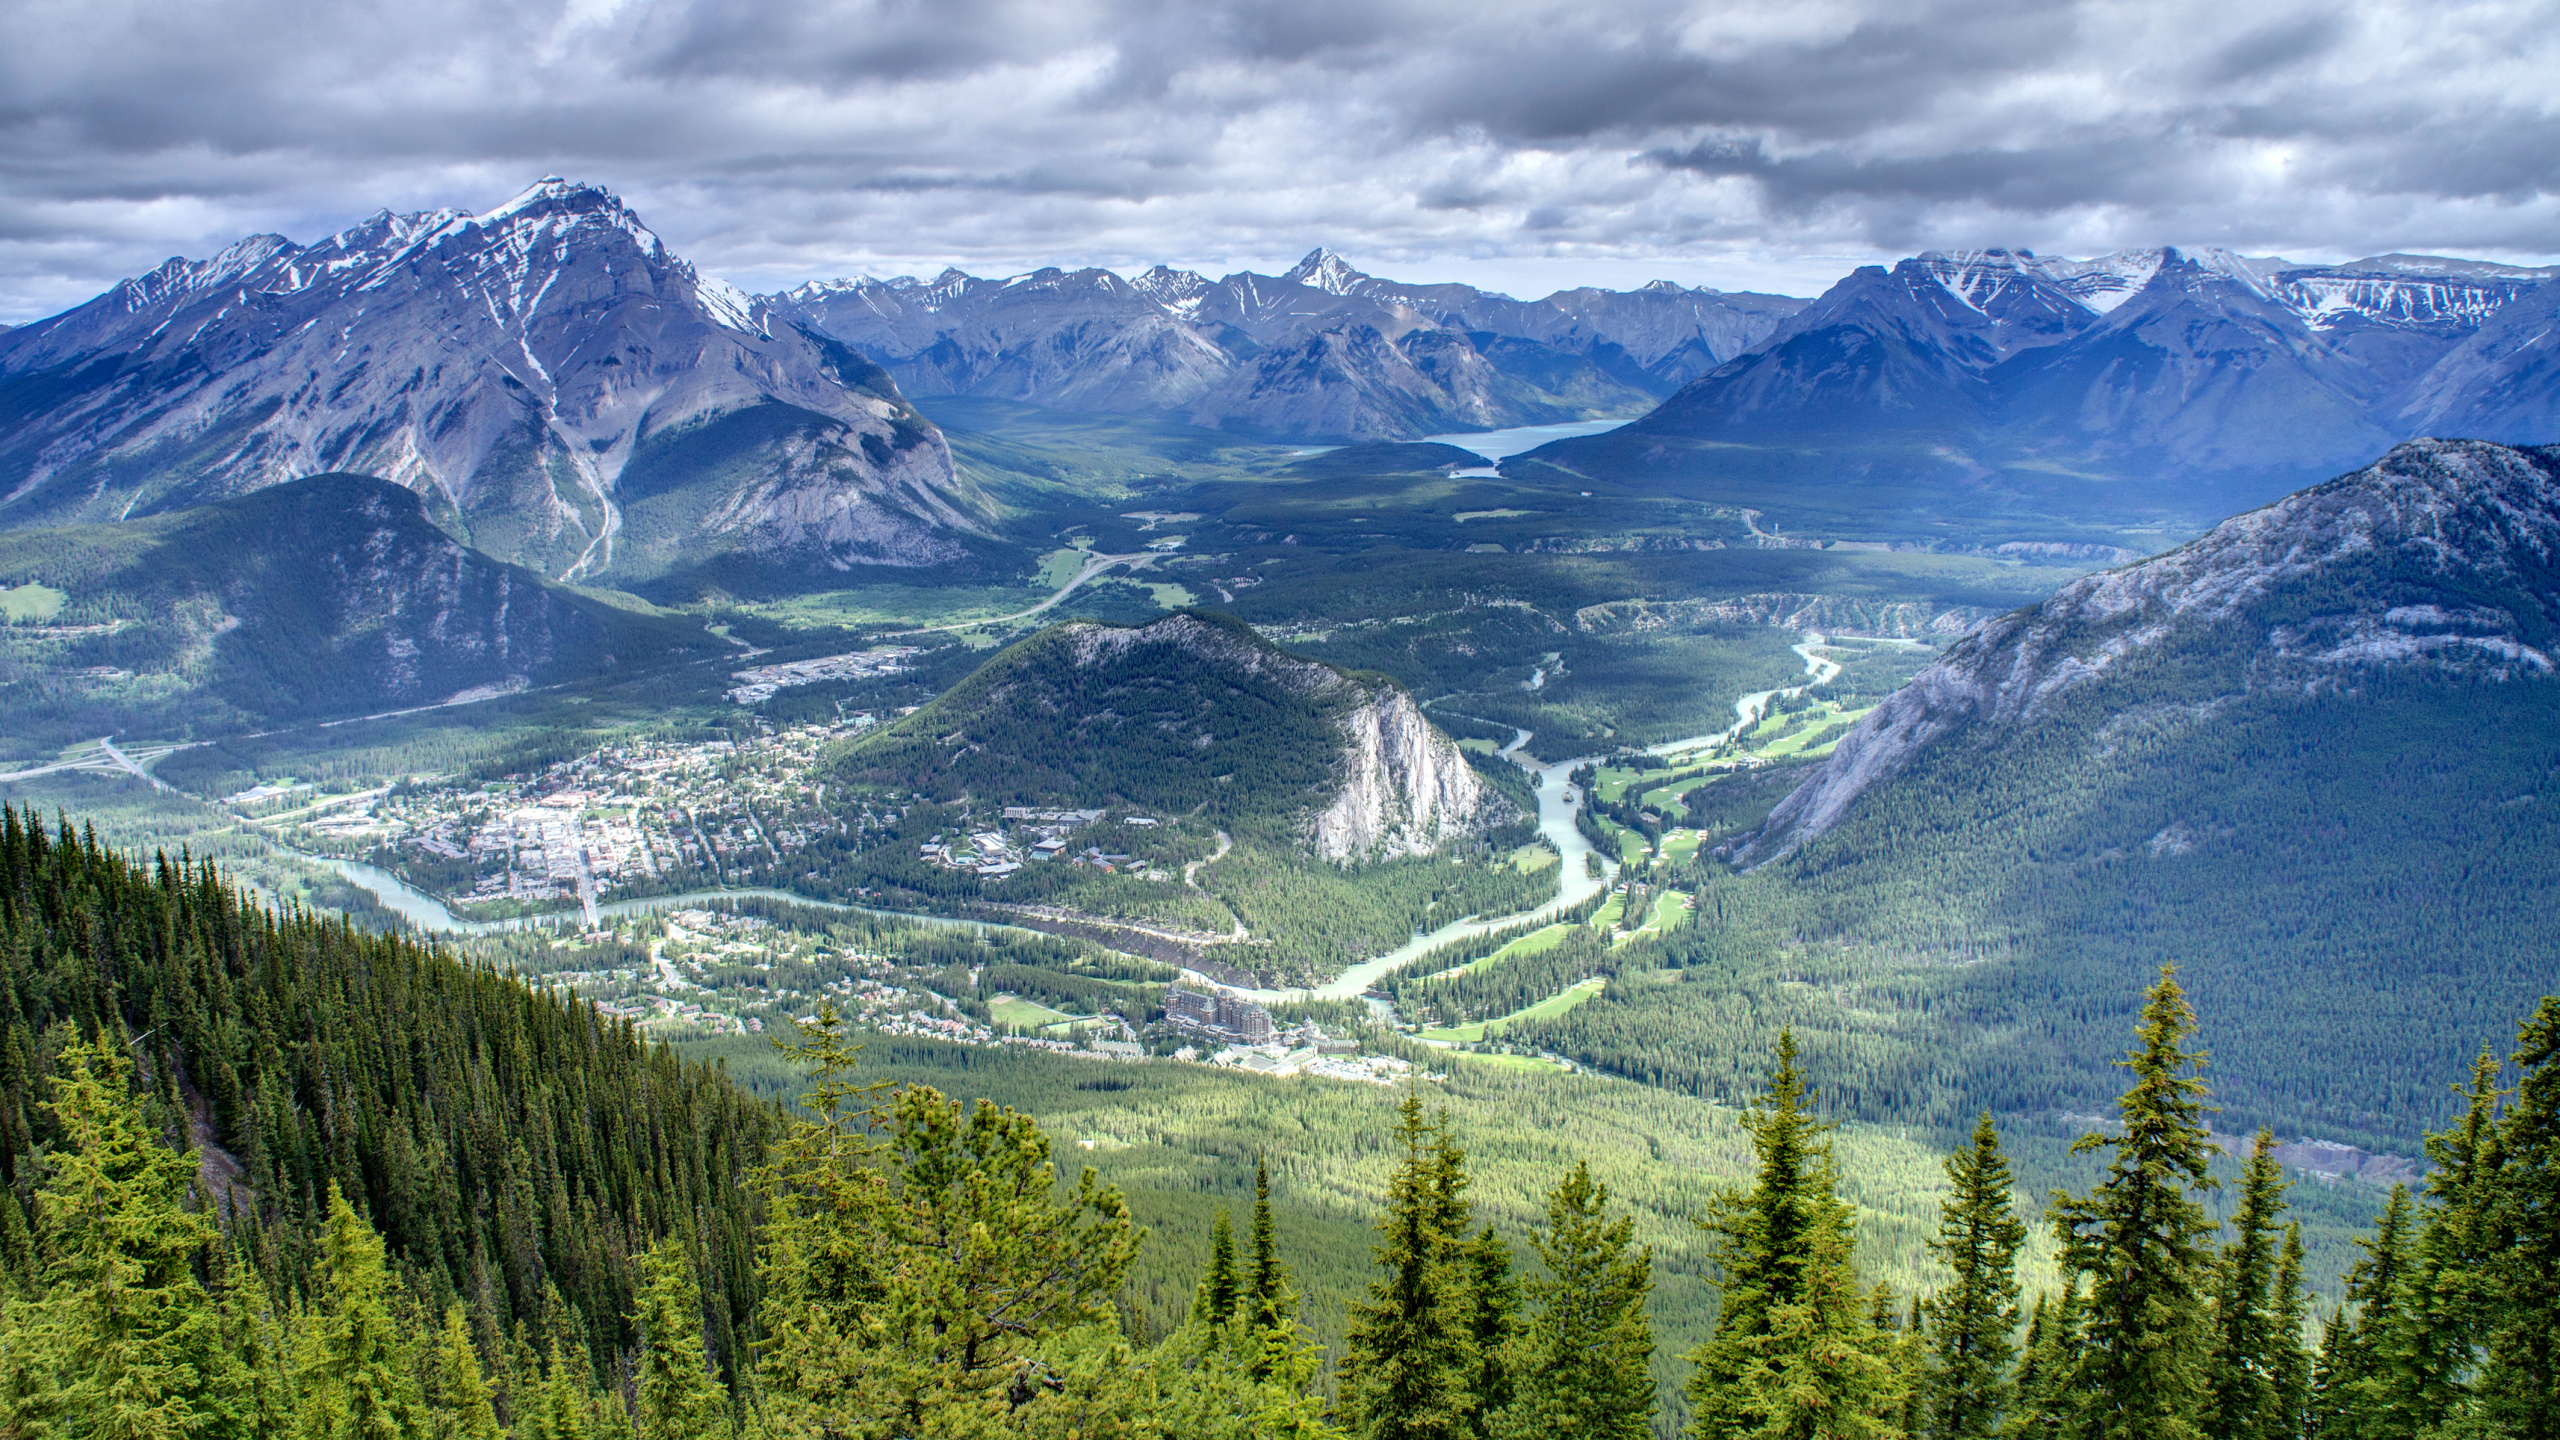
(3, 806), (2555, 1438)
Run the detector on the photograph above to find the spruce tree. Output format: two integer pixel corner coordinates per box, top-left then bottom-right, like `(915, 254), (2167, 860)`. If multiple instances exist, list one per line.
(2265, 1226), (2310, 1440)
(2049, 965), (2219, 1440)
(2392, 1049), (2504, 1435)
(2323, 1186), (2414, 1440)
(1195, 1208), (1243, 1329)
(1724, 1176), (1905, 1440)
(1687, 1033), (1900, 1440)
(1344, 1096), (1483, 1440)
(1925, 1111), (2027, 1440)
(2479, 997), (2560, 1440)
(2008, 1278), (2089, 1440)
(17, 1034), (246, 1440)
(2201, 1130), (2290, 1440)
(426, 1304), (503, 1440)
(633, 1237), (729, 1440)
(1495, 1161), (1655, 1440)
(295, 1181), (421, 1440)
(1244, 1154), (1301, 1376)
(1463, 1226), (1522, 1438)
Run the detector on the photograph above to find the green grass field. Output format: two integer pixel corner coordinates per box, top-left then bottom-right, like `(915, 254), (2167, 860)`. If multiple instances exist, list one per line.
(1508, 842), (1557, 873)
(1659, 828), (1703, 864)
(1424, 975), (1608, 1043)
(990, 994), (1079, 1030)
(1, 583), (67, 623)
(1616, 889), (1691, 945)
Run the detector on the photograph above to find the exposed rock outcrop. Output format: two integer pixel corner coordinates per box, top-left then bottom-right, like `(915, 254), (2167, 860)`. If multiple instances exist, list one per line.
(1737, 438), (2560, 865)
(1312, 687), (1493, 861)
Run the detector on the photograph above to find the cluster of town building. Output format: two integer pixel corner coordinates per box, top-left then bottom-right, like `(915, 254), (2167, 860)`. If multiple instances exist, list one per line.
(725, 646), (919, 705)
(246, 719), (909, 914)
(917, 807), (1162, 880)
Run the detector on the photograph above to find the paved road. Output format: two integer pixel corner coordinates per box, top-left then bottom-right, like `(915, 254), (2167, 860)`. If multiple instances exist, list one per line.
(890, 550), (1165, 636)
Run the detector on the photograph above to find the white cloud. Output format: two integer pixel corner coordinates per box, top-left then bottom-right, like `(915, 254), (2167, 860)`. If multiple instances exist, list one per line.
(2, 0), (2556, 322)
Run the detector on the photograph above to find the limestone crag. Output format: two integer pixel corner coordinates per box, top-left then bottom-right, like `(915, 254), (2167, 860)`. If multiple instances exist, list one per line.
(1312, 687), (1495, 862)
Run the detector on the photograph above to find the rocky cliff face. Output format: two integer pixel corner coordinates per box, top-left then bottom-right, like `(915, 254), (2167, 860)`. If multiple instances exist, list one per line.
(0, 179), (978, 587)
(1312, 687), (1492, 861)
(1736, 438), (2560, 864)
(773, 249), (1805, 442)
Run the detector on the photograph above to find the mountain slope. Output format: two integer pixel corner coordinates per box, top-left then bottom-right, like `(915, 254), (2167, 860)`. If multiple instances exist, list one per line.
(0, 471), (719, 747)
(1671, 439), (2560, 1141)
(774, 250), (1805, 442)
(0, 179), (980, 588)
(1518, 248), (2557, 532)
(834, 610), (1508, 857)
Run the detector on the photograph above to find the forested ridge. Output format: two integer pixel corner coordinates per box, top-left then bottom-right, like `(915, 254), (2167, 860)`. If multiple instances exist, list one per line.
(3, 806), (2556, 1440)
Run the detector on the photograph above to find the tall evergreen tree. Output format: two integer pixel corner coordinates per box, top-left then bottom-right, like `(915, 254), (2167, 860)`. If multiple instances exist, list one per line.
(295, 1182), (421, 1440)
(1344, 1096), (1483, 1440)
(1495, 1161), (1655, 1440)
(2050, 965), (2219, 1440)
(2321, 1186), (2414, 1440)
(1243, 1154), (1302, 1378)
(1195, 1208), (1243, 1329)
(1924, 1111), (2027, 1440)
(13, 1035), (246, 1440)
(425, 1305), (503, 1440)
(2008, 1279), (2089, 1440)
(632, 1237), (728, 1440)
(1463, 1225), (1521, 1439)
(2201, 1130), (2291, 1440)
(1686, 1032), (1900, 1440)
(2479, 997), (2560, 1440)
(2265, 1226), (2311, 1440)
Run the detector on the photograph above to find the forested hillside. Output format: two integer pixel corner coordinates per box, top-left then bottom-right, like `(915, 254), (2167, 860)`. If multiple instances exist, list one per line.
(1512, 440), (2560, 1151)
(0, 806), (776, 1382)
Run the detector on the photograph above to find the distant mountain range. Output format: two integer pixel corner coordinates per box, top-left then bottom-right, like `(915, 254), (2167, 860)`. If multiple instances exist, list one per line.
(0, 179), (982, 589)
(771, 251), (1806, 442)
(5, 185), (2555, 567)
(1520, 247), (2560, 531)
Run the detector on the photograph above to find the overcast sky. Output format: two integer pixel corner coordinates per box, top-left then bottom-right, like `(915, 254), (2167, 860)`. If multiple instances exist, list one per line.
(3, 0), (2556, 323)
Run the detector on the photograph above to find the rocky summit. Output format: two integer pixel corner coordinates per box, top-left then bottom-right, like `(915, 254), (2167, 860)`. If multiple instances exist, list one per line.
(0, 178), (980, 588)
(772, 249), (1804, 442)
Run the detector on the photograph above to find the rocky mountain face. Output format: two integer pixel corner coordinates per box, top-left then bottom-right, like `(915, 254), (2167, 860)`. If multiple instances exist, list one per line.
(1739, 438), (2560, 863)
(838, 610), (1507, 856)
(0, 179), (980, 589)
(772, 249), (1805, 442)
(0, 472), (718, 737)
(1523, 247), (2558, 524)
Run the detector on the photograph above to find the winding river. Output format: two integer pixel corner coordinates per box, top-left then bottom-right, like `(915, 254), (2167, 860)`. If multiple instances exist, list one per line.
(305, 726), (1622, 1006)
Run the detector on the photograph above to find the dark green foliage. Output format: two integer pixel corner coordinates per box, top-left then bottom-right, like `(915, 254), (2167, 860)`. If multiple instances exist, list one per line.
(2478, 998), (2560, 1440)
(1925, 1112), (2027, 1440)
(0, 805), (778, 1384)
(2199, 1131), (2290, 1440)
(2050, 967), (2219, 1440)
(1497, 1161), (1656, 1440)
(1344, 1097), (1490, 1440)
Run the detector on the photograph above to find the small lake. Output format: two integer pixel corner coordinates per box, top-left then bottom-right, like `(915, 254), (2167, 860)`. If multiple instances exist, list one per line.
(1419, 418), (1628, 463)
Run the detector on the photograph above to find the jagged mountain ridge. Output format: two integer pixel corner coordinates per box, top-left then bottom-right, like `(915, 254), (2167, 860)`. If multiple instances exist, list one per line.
(0, 472), (721, 740)
(0, 179), (981, 588)
(1521, 247), (2558, 525)
(834, 610), (1508, 858)
(771, 249), (1806, 442)
(1740, 437), (2560, 864)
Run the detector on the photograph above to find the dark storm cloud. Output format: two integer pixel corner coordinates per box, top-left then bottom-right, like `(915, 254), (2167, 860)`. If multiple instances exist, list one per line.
(1, 0), (2555, 321)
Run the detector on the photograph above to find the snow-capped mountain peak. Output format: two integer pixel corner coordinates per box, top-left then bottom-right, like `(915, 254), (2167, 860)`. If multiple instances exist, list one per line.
(1285, 247), (1370, 296)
